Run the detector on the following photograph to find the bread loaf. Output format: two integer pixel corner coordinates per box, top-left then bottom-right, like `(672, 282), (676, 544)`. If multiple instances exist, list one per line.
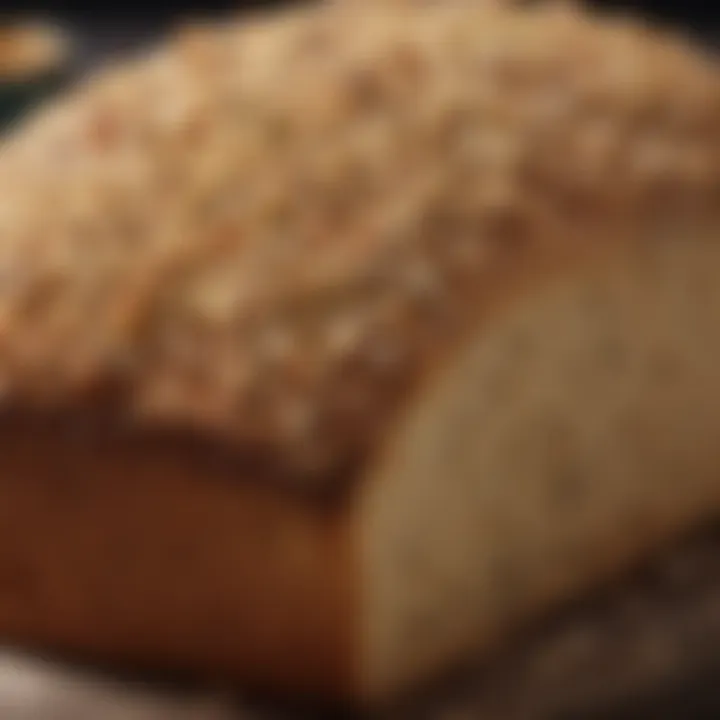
(0, 0), (718, 705)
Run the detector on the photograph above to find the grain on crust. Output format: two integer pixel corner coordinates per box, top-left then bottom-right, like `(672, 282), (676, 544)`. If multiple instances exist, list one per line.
(0, 1), (717, 484)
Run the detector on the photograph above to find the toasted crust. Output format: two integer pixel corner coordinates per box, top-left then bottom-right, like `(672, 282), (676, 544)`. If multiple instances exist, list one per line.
(0, 2), (716, 486)
(0, 413), (357, 697)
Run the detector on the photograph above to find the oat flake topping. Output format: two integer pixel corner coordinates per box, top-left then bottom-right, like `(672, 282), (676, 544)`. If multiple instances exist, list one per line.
(0, 1), (717, 483)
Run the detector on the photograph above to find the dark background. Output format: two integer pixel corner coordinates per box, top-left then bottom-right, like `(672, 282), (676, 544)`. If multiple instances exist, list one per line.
(0, 0), (709, 79)
(0, 0), (720, 68)
(5, 0), (713, 23)
(0, 0), (711, 76)
(0, 1), (715, 35)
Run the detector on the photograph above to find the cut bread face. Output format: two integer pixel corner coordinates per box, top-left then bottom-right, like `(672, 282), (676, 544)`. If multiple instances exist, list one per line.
(360, 224), (720, 699)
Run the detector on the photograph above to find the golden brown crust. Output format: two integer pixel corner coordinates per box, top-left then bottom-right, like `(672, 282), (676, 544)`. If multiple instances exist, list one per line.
(0, 413), (357, 698)
(0, 2), (717, 486)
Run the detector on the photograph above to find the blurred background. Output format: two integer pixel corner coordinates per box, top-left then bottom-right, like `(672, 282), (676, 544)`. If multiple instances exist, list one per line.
(0, 0), (715, 68)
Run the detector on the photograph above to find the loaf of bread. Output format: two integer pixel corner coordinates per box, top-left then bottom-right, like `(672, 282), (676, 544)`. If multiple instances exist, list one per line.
(0, 0), (718, 707)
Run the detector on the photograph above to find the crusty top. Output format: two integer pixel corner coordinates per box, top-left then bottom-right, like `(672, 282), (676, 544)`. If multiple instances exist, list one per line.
(0, 0), (717, 486)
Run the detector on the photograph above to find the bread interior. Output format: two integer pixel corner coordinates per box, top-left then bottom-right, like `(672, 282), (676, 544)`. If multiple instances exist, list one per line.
(360, 224), (720, 698)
